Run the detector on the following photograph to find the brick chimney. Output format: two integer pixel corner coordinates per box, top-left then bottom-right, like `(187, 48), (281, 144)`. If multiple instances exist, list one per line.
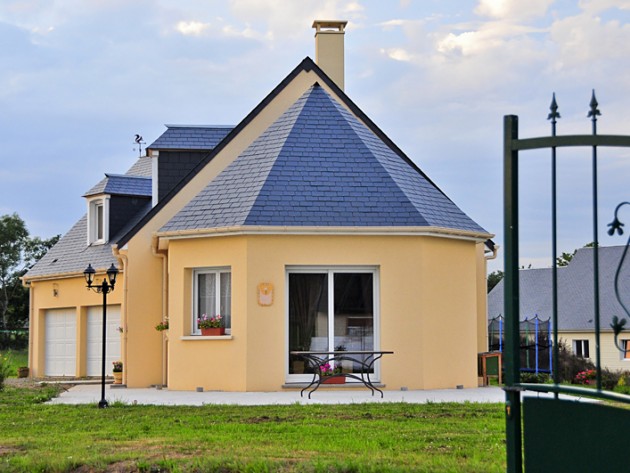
(312, 20), (347, 91)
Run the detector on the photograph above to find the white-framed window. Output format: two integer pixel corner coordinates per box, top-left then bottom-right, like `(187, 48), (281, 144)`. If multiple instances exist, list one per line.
(192, 268), (231, 335)
(286, 266), (379, 381)
(87, 196), (109, 245)
(623, 340), (630, 360)
(573, 339), (590, 359)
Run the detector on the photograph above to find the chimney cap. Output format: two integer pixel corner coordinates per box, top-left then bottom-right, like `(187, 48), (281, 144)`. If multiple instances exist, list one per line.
(312, 20), (347, 33)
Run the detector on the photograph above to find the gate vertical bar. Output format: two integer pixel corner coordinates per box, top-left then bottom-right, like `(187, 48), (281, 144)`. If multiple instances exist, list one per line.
(548, 94), (560, 392)
(504, 115), (522, 473)
(588, 91), (602, 390)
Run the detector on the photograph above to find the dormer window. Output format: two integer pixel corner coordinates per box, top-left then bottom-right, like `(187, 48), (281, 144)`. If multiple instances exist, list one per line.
(87, 196), (109, 245)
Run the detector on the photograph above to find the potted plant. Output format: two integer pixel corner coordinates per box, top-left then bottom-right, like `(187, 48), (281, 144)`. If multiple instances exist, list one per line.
(112, 360), (123, 384)
(198, 314), (225, 336)
(155, 317), (169, 332)
(320, 362), (345, 384)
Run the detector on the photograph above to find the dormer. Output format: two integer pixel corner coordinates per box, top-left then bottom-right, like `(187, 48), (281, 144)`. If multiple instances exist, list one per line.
(146, 125), (233, 205)
(83, 174), (152, 245)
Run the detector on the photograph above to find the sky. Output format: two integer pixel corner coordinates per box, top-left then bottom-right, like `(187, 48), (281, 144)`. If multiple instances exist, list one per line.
(1, 0), (630, 273)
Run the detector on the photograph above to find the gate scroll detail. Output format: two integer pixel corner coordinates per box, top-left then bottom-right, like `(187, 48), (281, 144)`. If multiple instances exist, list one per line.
(503, 92), (630, 473)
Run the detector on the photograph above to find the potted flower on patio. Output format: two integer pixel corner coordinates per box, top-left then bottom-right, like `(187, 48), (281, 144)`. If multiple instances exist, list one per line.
(112, 360), (123, 384)
(198, 314), (225, 336)
(320, 362), (344, 384)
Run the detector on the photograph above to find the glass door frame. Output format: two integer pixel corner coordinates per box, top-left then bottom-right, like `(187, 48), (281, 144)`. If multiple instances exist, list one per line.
(285, 265), (380, 383)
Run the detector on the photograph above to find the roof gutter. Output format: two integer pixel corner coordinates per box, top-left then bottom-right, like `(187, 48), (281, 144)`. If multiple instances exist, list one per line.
(156, 225), (493, 249)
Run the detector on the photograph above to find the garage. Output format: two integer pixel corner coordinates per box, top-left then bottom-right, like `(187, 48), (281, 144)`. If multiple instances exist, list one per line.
(87, 305), (121, 376)
(45, 308), (77, 376)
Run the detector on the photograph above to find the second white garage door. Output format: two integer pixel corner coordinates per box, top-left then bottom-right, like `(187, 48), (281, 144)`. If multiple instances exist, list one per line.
(87, 305), (121, 376)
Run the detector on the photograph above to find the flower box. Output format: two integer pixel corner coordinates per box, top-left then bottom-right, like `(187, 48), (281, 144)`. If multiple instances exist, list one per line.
(201, 327), (225, 336)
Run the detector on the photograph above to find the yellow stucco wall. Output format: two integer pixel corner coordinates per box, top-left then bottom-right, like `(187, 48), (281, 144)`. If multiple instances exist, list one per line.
(163, 233), (482, 391)
(26, 274), (123, 378)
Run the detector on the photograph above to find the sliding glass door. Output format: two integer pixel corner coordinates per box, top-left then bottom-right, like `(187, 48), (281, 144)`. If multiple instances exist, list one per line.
(287, 268), (377, 381)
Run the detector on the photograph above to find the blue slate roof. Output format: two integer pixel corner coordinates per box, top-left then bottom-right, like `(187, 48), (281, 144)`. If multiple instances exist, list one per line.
(84, 174), (152, 198)
(26, 157), (153, 279)
(161, 84), (487, 234)
(148, 125), (233, 150)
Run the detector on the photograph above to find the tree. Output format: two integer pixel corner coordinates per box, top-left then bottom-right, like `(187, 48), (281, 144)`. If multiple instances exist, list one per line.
(0, 213), (59, 331)
(487, 270), (503, 293)
(556, 242), (595, 267)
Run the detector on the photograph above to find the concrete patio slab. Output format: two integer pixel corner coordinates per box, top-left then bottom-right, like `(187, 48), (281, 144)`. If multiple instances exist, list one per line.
(46, 384), (591, 406)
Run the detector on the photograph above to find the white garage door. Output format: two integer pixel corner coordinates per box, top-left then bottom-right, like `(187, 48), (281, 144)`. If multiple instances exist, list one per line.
(87, 305), (121, 376)
(45, 308), (76, 376)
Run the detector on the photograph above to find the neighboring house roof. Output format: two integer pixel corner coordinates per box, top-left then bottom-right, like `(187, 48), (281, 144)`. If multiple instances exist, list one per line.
(161, 84), (488, 233)
(487, 245), (630, 331)
(83, 174), (152, 198)
(148, 125), (234, 150)
(25, 157), (152, 280)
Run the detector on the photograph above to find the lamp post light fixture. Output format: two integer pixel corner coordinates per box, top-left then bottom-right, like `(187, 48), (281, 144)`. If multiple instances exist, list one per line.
(83, 263), (118, 408)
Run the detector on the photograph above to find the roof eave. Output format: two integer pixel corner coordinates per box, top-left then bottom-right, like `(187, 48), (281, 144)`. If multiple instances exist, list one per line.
(155, 225), (494, 246)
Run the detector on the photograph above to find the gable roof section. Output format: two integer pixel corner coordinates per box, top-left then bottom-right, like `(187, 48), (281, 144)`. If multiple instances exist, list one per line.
(161, 84), (487, 233)
(83, 174), (152, 198)
(487, 245), (630, 331)
(148, 125), (234, 150)
(118, 57), (485, 247)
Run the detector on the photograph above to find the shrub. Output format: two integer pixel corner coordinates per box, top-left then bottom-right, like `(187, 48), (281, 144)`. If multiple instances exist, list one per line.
(556, 340), (595, 383)
(520, 372), (550, 384)
(0, 352), (12, 390)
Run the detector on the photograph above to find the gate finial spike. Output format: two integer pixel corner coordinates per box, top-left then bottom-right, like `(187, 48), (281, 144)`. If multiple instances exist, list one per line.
(547, 93), (560, 122)
(588, 89), (601, 119)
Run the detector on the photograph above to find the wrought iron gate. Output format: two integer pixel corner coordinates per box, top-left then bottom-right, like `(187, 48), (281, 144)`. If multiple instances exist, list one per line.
(503, 92), (630, 472)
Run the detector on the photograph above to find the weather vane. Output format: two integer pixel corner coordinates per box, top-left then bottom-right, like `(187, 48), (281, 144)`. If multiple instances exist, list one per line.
(133, 134), (146, 157)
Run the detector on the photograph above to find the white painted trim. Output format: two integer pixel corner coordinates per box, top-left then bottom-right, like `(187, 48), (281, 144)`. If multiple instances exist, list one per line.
(285, 266), (380, 384)
(151, 154), (159, 207)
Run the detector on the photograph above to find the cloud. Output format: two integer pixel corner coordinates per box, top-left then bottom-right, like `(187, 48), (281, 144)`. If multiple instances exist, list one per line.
(475, 0), (554, 20)
(176, 20), (209, 36)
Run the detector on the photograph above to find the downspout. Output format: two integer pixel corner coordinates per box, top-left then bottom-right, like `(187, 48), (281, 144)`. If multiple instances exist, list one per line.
(151, 234), (168, 387)
(485, 245), (499, 261)
(112, 247), (129, 385)
(25, 279), (34, 376)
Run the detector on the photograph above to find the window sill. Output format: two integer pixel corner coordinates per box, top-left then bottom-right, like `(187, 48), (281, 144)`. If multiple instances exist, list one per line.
(180, 335), (233, 341)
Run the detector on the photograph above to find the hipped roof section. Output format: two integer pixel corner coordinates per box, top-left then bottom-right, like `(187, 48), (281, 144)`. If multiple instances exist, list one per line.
(161, 84), (487, 234)
(118, 57), (490, 247)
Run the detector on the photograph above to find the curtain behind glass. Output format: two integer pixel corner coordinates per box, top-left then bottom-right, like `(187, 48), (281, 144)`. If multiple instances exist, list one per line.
(289, 273), (327, 374)
(197, 273), (216, 332)
(220, 272), (231, 330)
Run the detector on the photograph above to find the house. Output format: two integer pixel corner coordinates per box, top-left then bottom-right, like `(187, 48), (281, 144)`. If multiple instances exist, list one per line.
(24, 21), (494, 391)
(487, 245), (630, 371)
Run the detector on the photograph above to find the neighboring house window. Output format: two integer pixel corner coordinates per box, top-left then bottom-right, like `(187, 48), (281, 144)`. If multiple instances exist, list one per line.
(87, 197), (109, 245)
(573, 340), (590, 359)
(193, 268), (231, 335)
(287, 267), (378, 379)
(623, 340), (630, 360)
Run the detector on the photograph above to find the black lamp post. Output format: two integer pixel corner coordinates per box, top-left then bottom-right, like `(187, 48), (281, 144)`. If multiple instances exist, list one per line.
(83, 263), (118, 408)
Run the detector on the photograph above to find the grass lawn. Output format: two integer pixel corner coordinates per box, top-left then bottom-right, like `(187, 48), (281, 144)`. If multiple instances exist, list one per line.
(0, 384), (506, 473)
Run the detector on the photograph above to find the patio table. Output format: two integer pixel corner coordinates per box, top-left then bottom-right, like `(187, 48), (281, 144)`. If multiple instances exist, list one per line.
(290, 350), (394, 399)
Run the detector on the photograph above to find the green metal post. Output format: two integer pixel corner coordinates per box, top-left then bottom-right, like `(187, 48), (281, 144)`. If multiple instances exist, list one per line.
(504, 115), (522, 473)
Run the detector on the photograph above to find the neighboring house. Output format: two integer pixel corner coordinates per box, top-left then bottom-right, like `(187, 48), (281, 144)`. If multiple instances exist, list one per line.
(487, 245), (630, 371)
(24, 21), (494, 391)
